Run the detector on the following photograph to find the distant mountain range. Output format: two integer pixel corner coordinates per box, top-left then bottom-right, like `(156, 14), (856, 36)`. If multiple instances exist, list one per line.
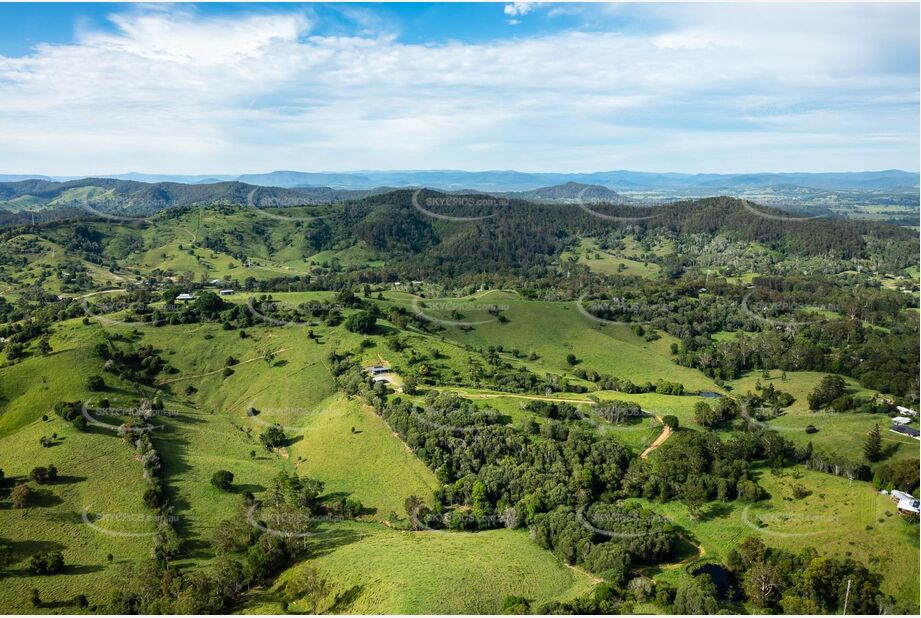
(0, 173), (917, 226)
(1, 169), (917, 193)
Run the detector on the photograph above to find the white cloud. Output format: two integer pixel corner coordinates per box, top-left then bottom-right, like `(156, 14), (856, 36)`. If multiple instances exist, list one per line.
(504, 3), (537, 18)
(0, 4), (916, 174)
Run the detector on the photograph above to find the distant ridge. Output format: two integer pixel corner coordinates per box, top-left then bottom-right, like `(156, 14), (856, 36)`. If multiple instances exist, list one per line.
(4, 169), (917, 193)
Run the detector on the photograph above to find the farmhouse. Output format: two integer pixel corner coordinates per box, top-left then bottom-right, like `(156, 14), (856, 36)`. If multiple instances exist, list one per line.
(372, 375), (390, 383)
(896, 406), (917, 417)
(365, 365), (389, 376)
(890, 490), (915, 503)
(219, 289), (235, 296)
(175, 293), (197, 302)
(891, 416), (912, 425)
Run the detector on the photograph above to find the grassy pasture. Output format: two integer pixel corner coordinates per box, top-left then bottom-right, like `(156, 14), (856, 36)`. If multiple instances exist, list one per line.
(246, 522), (596, 614)
(633, 465), (920, 605)
(385, 291), (720, 393)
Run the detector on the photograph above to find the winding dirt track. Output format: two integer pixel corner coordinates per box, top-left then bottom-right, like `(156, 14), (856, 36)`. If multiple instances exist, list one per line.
(640, 416), (672, 459)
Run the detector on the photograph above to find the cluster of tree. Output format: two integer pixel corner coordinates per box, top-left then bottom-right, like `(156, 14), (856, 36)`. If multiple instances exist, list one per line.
(725, 536), (898, 613)
(594, 400), (645, 424)
(29, 464), (58, 484)
(94, 338), (167, 385)
(693, 398), (738, 428)
(872, 458), (920, 495)
(521, 400), (581, 421)
(805, 449), (871, 482)
(531, 503), (677, 585)
(28, 551), (65, 575)
(373, 391), (635, 533)
(677, 319), (918, 399)
(572, 365), (689, 396)
(52, 400), (86, 430)
(123, 431), (182, 567)
(620, 430), (807, 515)
(808, 375), (847, 410)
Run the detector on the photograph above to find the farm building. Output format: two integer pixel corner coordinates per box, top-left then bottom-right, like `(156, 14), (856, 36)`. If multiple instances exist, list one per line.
(219, 289), (235, 296)
(897, 498), (920, 518)
(890, 490), (915, 503)
(175, 293), (197, 302)
(896, 406), (917, 417)
(892, 416), (913, 425)
(890, 425), (921, 440)
(365, 365), (389, 376)
(372, 375), (390, 383)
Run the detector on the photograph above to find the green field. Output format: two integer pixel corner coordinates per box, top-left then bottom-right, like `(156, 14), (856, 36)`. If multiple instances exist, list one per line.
(729, 370), (919, 463)
(246, 522), (597, 614)
(634, 465), (920, 605)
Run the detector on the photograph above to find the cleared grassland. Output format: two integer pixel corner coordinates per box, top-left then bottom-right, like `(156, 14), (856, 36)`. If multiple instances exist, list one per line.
(386, 292), (719, 393)
(562, 239), (661, 279)
(244, 522), (596, 614)
(729, 370), (919, 464)
(633, 465), (919, 605)
(0, 418), (150, 612)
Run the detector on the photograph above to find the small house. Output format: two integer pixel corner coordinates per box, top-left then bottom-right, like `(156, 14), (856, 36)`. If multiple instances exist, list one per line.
(896, 406), (917, 417)
(890, 490), (915, 503)
(365, 365), (389, 376)
(372, 375), (390, 383)
(897, 498), (920, 518)
(892, 416), (912, 426)
(176, 293), (197, 302)
(219, 289), (235, 296)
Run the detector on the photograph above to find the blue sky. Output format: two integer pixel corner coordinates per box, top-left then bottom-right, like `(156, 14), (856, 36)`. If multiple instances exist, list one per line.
(0, 2), (917, 174)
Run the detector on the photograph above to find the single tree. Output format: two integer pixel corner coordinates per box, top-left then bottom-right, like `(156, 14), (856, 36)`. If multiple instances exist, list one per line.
(864, 424), (882, 462)
(10, 483), (32, 509)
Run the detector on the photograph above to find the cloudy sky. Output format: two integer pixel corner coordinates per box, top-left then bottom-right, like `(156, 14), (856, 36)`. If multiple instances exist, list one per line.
(0, 2), (917, 175)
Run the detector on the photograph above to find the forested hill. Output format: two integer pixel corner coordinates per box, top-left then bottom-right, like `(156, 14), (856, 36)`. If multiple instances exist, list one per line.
(2, 187), (915, 281)
(335, 190), (915, 264)
(0, 178), (382, 214)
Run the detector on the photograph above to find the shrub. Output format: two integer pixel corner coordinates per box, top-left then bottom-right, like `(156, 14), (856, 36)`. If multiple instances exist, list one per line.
(211, 470), (235, 491)
(86, 375), (106, 391)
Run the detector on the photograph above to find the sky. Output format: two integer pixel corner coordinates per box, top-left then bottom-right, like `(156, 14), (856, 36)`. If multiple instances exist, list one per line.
(0, 1), (917, 175)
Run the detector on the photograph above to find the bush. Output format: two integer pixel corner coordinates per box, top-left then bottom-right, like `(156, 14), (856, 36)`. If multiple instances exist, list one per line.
(259, 424), (286, 451)
(29, 465), (58, 484)
(29, 551), (64, 575)
(211, 470), (235, 491)
(86, 375), (106, 391)
(344, 310), (376, 334)
(10, 483), (32, 508)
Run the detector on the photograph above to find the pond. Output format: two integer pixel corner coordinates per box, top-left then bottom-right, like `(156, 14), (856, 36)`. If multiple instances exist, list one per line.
(698, 391), (722, 398)
(692, 563), (741, 601)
